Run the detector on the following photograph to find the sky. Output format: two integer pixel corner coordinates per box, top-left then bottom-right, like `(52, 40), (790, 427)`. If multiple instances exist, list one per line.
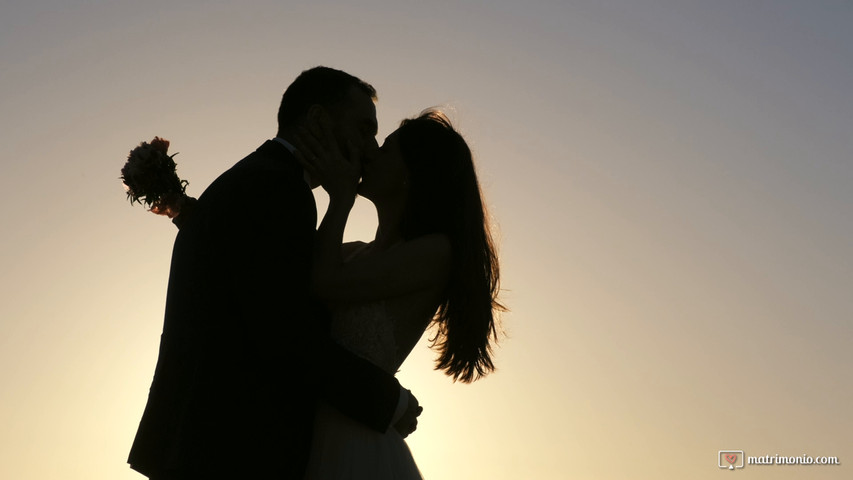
(1, 0), (851, 478)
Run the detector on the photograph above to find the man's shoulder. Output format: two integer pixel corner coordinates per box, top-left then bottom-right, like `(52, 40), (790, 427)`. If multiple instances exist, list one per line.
(229, 140), (299, 177)
(201, 141), (302, 196)
(182, 141), (313, 232)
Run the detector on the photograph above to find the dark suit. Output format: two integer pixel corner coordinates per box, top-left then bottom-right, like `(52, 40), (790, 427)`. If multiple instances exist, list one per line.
(128, 141), (401, 479)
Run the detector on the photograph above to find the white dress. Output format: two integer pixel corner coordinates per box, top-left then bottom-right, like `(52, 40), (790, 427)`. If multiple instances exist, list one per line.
(302, 301), (424, 479)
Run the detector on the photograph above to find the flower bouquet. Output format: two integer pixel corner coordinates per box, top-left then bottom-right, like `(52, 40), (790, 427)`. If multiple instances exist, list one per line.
(121, 137), (193, 220)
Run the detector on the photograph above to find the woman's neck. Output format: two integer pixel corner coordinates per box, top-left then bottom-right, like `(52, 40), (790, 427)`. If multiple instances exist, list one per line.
(373, 200), (405, 250)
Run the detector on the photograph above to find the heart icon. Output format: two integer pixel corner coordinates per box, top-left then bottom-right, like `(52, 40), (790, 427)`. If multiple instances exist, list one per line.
(725, 454), (737, 464)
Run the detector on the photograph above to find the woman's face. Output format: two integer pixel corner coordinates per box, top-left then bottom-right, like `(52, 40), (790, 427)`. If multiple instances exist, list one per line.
(358, 129), (409, 203)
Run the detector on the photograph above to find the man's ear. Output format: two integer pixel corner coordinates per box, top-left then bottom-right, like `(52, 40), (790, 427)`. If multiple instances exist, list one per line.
(305, 105), (331, 137)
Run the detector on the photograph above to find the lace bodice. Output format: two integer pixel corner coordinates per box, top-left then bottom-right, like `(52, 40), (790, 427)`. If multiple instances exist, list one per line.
(330, 301), (399, 374)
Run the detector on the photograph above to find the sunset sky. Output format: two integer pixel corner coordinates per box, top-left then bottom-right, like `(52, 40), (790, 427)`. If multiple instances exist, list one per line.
(1, 1), (851, 479)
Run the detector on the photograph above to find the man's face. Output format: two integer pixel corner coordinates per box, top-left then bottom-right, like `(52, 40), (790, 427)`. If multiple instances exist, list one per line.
(328, 86), (379, 162)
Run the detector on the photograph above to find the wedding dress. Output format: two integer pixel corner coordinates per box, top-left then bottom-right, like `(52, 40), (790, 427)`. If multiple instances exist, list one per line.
(302, 300), (424, 479)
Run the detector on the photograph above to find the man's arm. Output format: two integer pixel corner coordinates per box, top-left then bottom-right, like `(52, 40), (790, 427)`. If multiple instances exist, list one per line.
(224, 158), (403, 433)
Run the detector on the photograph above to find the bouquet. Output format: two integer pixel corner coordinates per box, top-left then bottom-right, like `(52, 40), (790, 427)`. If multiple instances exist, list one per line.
(121, 137), (190, 218)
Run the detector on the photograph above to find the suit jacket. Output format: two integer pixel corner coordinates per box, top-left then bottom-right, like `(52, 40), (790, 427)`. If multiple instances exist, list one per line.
(128, 141), (401, 479)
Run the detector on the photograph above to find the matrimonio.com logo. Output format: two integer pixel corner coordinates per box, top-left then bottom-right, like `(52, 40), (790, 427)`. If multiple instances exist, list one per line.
(718, 451), (744, 470)
(718, 450), (840, 470)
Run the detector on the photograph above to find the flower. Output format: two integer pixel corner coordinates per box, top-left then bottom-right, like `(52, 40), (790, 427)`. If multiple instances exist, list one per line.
(149, 136), (170, 155)
(120, 137), (188, 209)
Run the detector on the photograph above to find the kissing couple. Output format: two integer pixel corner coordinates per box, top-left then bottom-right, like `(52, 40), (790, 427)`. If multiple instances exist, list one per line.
(124, 66), (503, 479)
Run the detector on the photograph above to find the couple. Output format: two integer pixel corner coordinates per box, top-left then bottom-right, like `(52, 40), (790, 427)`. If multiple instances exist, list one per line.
(125, 66), (502, 479)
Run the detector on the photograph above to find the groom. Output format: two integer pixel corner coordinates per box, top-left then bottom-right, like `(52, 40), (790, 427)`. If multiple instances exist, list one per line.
(128, 67), (418, 479)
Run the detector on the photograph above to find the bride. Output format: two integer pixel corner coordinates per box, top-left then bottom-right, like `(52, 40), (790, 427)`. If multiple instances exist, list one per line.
(125, 110), (503, 478)
(294, 109), (502, 478)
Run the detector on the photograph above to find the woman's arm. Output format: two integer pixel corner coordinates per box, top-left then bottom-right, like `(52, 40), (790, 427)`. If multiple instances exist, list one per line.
(309, 176), (450, 302)
(314, 231), (451, 302)
(294, 121), (451, 303)
(341, 241), (368, 260)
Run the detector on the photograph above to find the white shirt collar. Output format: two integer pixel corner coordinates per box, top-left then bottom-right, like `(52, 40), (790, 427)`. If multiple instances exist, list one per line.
(273, 136), (297, 153)
(272, 137), (312, 186)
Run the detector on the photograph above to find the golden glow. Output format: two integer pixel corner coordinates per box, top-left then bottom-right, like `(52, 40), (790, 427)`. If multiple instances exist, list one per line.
(1, 2), (850, 479)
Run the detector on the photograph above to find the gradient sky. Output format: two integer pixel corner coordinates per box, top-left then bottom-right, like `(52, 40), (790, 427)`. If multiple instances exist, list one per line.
(1, 1), (851, 479)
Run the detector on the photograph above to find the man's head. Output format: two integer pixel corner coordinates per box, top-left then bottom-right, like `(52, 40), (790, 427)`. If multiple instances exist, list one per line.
(277, 66), (379, 160)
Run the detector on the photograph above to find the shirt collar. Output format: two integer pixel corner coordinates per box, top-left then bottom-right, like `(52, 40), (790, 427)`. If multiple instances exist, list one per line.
(273, 136), (297, 153)
(272, 137), (311, 186)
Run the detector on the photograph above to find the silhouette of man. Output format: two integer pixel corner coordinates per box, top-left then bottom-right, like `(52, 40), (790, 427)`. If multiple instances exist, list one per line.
(128, 66), (417, 479)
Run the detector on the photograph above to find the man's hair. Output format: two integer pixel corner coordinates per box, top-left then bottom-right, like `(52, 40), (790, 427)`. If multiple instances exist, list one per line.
(277, 66), (376, 133)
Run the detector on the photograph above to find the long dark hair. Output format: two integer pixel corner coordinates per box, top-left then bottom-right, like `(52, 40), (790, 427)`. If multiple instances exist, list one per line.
(397, 110), (503, 383)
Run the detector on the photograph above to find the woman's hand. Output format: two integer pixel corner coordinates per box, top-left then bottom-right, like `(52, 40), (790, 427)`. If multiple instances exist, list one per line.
(292, 115), (361, 202)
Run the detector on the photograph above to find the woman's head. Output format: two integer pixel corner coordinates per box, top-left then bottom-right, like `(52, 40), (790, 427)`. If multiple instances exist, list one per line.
(359, 111), (479, 235)
(364, 110), (503, 382)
